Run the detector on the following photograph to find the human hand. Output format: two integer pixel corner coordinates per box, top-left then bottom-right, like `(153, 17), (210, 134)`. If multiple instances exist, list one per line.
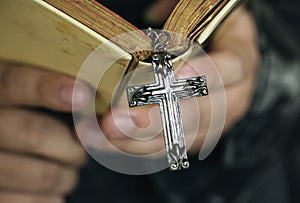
(77, 7), (259, 158)
(0, 62), (91, 202)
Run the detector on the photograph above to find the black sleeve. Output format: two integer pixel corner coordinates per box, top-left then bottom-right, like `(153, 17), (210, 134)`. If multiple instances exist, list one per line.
(222, 0), (300, 171)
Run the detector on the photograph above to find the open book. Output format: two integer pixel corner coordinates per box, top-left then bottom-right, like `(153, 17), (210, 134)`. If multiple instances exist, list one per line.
(0, 0), (242, 114)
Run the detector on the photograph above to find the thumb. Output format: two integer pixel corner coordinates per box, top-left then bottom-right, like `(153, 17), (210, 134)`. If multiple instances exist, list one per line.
(101, 106), (162, 141)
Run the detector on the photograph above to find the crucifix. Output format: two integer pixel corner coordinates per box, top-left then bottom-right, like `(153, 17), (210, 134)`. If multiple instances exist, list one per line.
(126, 29), (208, 171)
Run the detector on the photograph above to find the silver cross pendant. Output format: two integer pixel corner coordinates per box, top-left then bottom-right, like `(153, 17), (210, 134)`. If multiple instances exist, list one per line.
(126, 29), (208, 171)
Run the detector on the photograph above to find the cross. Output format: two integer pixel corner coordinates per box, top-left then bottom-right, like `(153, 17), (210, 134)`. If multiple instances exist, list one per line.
(126, 30), (208, 171)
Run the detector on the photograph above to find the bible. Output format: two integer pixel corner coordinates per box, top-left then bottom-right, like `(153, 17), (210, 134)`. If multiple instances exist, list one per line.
(0, 0), (242, 114)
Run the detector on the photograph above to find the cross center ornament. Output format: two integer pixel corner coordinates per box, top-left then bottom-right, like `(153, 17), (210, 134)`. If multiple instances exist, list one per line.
(126, 29), (208, 171)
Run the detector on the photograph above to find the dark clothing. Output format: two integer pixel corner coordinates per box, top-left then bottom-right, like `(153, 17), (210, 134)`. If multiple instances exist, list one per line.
(68, 0), (300, 202)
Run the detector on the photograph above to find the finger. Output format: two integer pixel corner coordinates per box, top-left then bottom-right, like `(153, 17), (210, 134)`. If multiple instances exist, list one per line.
(0, 108), (86, 166)
(77, 116), (201, 156)
(0, 152), (78, 195)
(77, 114), (164, 154)
(222, 60), (257, 132)
(176, 51), (246, 89)
(100, 106), (162, 140)
(0, 192), (63, 203)
(210, 7), (259, 84)
(77, 118), (165, 155)
(100, 93), (203, 137)
(176, 7), (259, 87)
(107, 137), (165, 155)
(0, 62), (91, 111)
(77, 99), (202, 153)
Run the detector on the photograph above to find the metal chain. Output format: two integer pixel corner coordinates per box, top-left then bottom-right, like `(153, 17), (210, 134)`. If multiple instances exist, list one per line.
(147, 28), (171, 53)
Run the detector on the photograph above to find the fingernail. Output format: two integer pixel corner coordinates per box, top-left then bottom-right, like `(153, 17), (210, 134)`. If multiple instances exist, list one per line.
(61, 81), (91, 110)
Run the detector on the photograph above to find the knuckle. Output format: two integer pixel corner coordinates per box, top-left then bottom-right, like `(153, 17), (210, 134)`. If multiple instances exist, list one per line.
(36, 163), (62, 192)
(0, 152), (73, 195)
(236, 52), (251, 78)
(35, 74), (50, 102)
(229, 51), (246, 80)
(35, 73), (66, 109)
(16, 110), (86, 166)
(72, 147), (87, 166)
(20, 113), (45, 150)
(59, 169), (79, 195)
(0, 63), (16, 103)
(35, 162), (79, 195)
